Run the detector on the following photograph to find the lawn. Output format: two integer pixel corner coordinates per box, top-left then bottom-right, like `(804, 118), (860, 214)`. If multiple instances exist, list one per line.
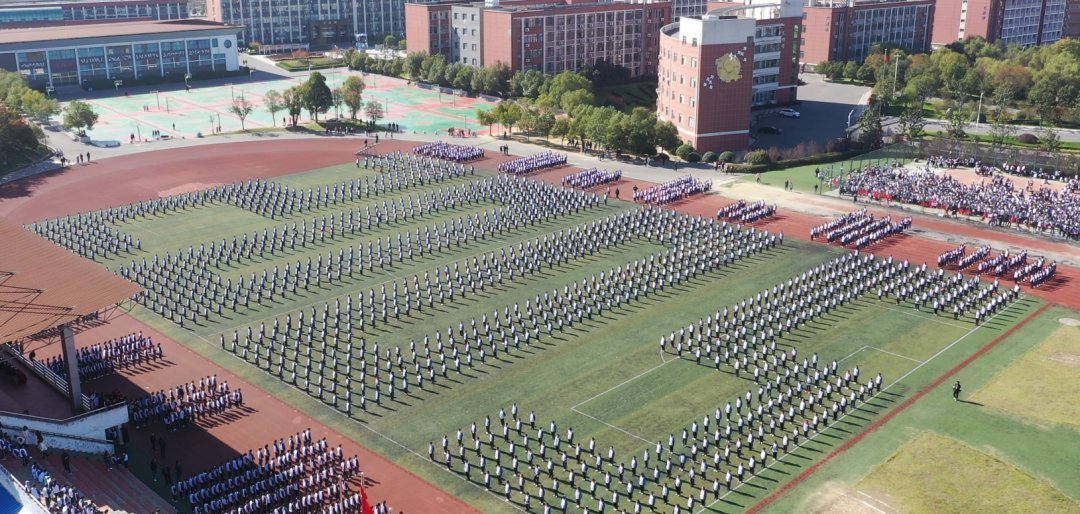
(37, 160), (1065, 513)
(858, 432), (1076, 514)
(599, 82), (658, 111)
(742, 156), (915, 193)
(761, 304), (1080, 514)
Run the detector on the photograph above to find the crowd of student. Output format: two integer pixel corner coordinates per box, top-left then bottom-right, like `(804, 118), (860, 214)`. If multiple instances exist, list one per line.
(716, 200), (776, 224)
(809, 209), (910, 249)
(170, 429), (366, 513)
(840, 162), (1080, 239)
(25, 463), (100, 514)
(44, 332), (163, 381)
(562, 168), (621, 190)
(498, 152), (568, 175)
(412, 141), (484, 162)
(128, 375), (243, 431)
(632, 176), (712, 206)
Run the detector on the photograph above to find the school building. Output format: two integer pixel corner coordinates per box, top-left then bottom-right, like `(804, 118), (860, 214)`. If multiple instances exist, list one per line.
(0, 19), (242, 89)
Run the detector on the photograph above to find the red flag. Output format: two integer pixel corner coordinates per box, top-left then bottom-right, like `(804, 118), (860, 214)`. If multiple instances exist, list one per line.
(360, 485), (375, 514)
(884, 50), (890, 63)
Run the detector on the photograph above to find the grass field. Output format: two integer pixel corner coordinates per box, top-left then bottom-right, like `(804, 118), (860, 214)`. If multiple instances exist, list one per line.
(41, 160), (1079, 513)
(762, 304), (1080, 514)
(856, 432), (1076, 514)
(744, 157), (917, 194)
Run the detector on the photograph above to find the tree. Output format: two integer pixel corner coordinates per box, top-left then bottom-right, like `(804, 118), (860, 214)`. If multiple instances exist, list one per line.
(405, 52), (425, 80)
(843, 61), (860, 81)
(1039, 126), (1062, 153)
(364, 100), (384, 126)
(20, 90), (59, 122)
(0, 105), (40, 159)
(492, 100), (522, 136)
(897, 105), (927, 142)
(302, 72), (333, 122)
(944, 107), (969, 141)
(228, 95), (255, 130)
(560, 89), (595, 113)
(476, 108), (497, 135)
(987, 87), (1016, 150)
(856, 63), (876, 83)
(340, 76), (365, 119)
(511, 69), (548, 99)
(283, 86), (305, 126)
(351, 52), (371, 72)
(61, 100), (98, 134)
(263, 89), (284, 126)
(856, 108), (883, 148)
(654, 120), (680, 154)
(817, 61), (844, 81)
(675, 142), (695, 161)
(549, 117), (570, 144)
(452, 66), (475, 92)
(397, 39), (407, 51)
(384, 35), (397, 49)
(424, 55), (446, 84)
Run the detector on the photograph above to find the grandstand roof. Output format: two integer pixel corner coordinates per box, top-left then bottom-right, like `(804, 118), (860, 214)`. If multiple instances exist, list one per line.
(0, 217), (141, 343)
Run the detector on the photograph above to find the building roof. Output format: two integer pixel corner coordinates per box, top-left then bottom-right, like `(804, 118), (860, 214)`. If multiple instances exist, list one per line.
(0, 218), (142, 343)
(0, 19), (241, 45)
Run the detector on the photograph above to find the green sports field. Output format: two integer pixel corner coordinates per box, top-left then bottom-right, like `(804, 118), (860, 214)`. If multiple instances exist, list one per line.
(40, 161), (1079, 513)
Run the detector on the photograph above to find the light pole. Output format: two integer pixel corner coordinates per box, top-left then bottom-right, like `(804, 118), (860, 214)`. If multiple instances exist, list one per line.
(155, 90), (160, 109)
(230, 84), (235, 101)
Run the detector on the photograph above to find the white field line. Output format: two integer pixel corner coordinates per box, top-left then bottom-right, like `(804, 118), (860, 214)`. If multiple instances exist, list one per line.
(866, 347), (925, 364)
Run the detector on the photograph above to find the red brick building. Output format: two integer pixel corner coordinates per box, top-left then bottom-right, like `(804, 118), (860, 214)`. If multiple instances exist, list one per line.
(406, 0), (670, 77)
(798, 0), (934, 66)
(657, 0), (801, 153)
(932, 0), (1075, 47)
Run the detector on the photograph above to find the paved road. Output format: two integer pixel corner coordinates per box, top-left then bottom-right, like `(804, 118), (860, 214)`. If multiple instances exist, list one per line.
(751, 74), (869, 150)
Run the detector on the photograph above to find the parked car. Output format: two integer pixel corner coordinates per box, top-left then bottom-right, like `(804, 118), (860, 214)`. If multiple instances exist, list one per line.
(778, 108), (801, 118)
(757, 126), (783, 135)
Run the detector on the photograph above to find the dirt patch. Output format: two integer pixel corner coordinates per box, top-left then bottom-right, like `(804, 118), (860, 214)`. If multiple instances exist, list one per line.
(1059, 318), (1080, 326)
(159, 182), (223, 197)
(802, 482), (898, 514)
(1047, 352), (1080, 365)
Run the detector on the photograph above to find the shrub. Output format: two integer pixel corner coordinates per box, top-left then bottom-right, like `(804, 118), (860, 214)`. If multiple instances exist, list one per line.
(718, 151), (735, 163)
(744, 150), (771, 165)
(686, 152), (701, 163)
(1016, 133), (1039, 144)
(702, 151), (718, 163)
(675, 143), (695, 161)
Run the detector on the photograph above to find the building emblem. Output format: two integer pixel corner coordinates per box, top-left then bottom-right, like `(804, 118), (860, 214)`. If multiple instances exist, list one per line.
(716, 53), (742, 83)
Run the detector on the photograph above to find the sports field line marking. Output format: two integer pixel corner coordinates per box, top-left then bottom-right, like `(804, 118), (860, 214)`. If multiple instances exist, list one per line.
(184, 330), (527, 513)
(857, 490), (895, 511)
(696, 295), (1029, 514)
(843, 492), (888, 514)
(866, 346), (924, 364)
(746, 297), (1047, 514)
(838, 345), (869, 364)
(867, 302), (970, 329)
(569, 407), (653, 445)
(570, 356), (675, 410)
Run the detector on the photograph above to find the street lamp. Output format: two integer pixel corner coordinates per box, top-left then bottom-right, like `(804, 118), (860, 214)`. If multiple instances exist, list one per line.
(114, 79), (122, 93)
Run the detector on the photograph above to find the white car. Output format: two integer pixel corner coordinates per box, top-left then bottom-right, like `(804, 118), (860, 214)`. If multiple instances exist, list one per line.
(778, 108), (801, 118)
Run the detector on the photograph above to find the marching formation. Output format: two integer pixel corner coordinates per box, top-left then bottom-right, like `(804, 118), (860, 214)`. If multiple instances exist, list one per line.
(498, 152), (568, 175)
(412, 141), (485, 162)
(118, 175), (603, 327)
(127, 375), (244, 431)
(716, 200), (776, 224)
(220, 210), (782, 417)
(840, 164), (1080, 239)
(809, 209), (911, 249)
(44, 332), (163, 381)
(562, 168), (621, 190)
(937, 244), (1056, 287)
(172, 429), (365, 514)
(632, 176), (712, 206)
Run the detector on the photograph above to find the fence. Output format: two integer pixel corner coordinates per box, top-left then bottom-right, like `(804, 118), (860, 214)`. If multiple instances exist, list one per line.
(912, 136), (1080, 176)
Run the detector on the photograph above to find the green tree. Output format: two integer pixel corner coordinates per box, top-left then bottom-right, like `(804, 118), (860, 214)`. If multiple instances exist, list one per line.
(384, 35), (397, 49)
(424, 55), (447, 84)
(511, 69), (548, 99)
(263, 89), (284, 126)
(843, 61), (860, 81)
(492, 100), (522, 136)
(625, 107), (657, 155)
(302, 72), (333, 122)
(987, 87), (1016, 150)
(944, 107), (969, 140)
(897, 105), (927, 142)
(20, 89), (59, 122)
(350, 52), (371, 72)
(856, 108), (883, 148)
(452, 66), (475, 92)
(61, 100), (98, 134)
(549, 117), (570, 144)
(364, 100), (384, 126)
(283, 86), (305, 126)
(542, 71), (593, 100)
(476, 108), (497, 135)
(560, 89), (595, 113)
(405, 52), (425, 80)
(340, 76), (366, 119)
(1039, 127), (1062, 153)
(654, 120), (680, 154)
(675, 142), (695, 161)
(856, 63), (876, 83)
(228, 95), (255, 130)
